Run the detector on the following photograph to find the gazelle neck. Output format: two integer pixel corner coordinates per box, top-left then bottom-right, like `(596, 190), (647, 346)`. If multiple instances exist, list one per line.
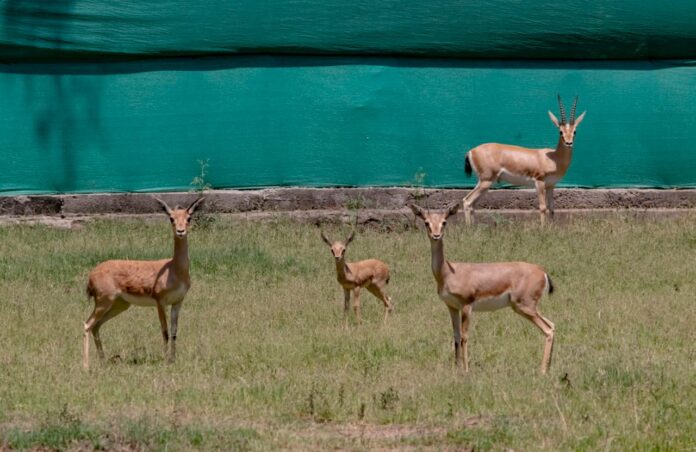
(429, 238), (450, 286)
(554, 135), (573, 154)
(334, 257), (349, 281)
(172, 235), (190, 280)
(549, 136), (574, 173)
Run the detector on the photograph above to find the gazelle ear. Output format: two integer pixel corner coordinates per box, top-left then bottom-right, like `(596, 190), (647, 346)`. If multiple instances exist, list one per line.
(187, 197), (205, 214)
(153, 196), (172, 215)
(345, 230), (355, 245)
(573, 111), (586, 127)
(408, 203), (425, 219)
(446, 202), (460, 217)
(320, 230), (332, 246)
(548, 111), (560, 127)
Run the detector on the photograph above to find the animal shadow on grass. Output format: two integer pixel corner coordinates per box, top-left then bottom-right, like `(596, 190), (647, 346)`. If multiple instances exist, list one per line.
(106, 346), (164, 366)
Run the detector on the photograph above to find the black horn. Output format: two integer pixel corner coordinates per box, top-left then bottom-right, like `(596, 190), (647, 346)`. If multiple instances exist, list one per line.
(557, 94), (567, 124)
(570, 96), (579, 124)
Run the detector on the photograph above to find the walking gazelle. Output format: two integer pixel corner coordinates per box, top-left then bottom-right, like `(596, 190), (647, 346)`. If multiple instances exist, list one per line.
(463, 95), (586, 225)
(82, 196), (204, 368)
(409, 202), (556, 374)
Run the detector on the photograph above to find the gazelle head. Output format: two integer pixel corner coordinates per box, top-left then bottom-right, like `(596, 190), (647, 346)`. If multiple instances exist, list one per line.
(548, 95), (586, 147)
(154, 197), (205, 238)
(321, 230), (355, 261)
(409, 202), (460, 241)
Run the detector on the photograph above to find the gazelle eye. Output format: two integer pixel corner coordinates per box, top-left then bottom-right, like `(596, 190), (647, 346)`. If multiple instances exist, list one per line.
(169, 218), (174, 223)
(424, 221), (430, 226)
(442, 220), (447, 225)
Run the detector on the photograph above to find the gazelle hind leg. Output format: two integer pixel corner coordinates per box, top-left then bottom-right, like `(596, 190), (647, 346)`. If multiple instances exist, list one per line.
(83, 298), (115, 369)
(91, 300), (130, 362)
(367, 283), (393, 324)
(512, 302), (555, 374)
(463, 180), (493, 225)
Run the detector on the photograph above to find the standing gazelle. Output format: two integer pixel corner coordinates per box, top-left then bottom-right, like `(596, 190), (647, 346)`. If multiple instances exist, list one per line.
(321, 230), (394, 325)
(463, 95), (586, 225)
(409, 202), (556, 374)
(82, 196), (204, 369)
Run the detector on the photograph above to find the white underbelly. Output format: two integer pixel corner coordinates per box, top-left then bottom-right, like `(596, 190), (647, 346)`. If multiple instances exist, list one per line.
(120, 293), (159, 307)
(498, 169), (535, 187)
(120, 286), (187, 307)
(471, 293), (511, 312)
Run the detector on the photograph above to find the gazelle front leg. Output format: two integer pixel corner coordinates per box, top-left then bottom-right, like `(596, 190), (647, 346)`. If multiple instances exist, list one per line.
(534, 179), (549, 226)
(463, 180), (493, 225)
(169, 302), (183, 362)
(460, 305), (471, 372)
(352, 287), (362, 325)
(155, 299), (169, 358)
(546, 185), (556, 218)
(343, 289), (351, 325)
(447, 306), (463, 366)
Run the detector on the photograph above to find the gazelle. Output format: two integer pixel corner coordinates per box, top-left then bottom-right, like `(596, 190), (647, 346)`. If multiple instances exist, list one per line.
(463, 95), (586, 225)
(321, 229), (393, 325)
(409, 202), (556, 374)
(82, 196), (204, 369)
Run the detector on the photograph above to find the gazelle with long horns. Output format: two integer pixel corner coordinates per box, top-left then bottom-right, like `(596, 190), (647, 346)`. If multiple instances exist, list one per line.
(82, 196), (205, 369)
(321, 229), (394, 325)
(409, 202), (556, 374)
(463, 95), (586, 225)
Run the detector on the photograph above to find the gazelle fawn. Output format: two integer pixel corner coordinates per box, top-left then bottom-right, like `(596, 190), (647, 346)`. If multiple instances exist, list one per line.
(463, 95), (586, 225)
(409, 203), (556, 374)
(82, 196), (204, 369)
(321, 229), (393, 325)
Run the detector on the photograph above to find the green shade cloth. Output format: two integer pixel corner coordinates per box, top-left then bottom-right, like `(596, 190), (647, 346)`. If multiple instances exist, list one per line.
(2, 57), (695, 194)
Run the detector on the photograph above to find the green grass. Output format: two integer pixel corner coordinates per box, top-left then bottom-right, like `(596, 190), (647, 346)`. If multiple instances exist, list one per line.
(1, 215), (695, 450)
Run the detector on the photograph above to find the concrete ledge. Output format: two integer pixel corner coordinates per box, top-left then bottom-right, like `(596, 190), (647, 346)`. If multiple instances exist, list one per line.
(2, 188), (696, 217)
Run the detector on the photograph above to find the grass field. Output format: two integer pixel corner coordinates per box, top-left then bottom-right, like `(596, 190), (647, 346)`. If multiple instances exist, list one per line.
(1, 214), (695, 450)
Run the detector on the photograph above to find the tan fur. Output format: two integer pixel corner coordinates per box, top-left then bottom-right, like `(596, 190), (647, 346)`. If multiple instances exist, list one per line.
(464, 96), (586, 225)
(410, 203), (556, 374)
(321, 230), (393, 325)
(82, 197), (204, 369)
(87, 259), (185, 298)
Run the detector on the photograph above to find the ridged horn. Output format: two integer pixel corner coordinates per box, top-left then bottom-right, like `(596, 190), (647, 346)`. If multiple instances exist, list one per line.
(557, 94), (567, 124)
(570, 96), (579, 124)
